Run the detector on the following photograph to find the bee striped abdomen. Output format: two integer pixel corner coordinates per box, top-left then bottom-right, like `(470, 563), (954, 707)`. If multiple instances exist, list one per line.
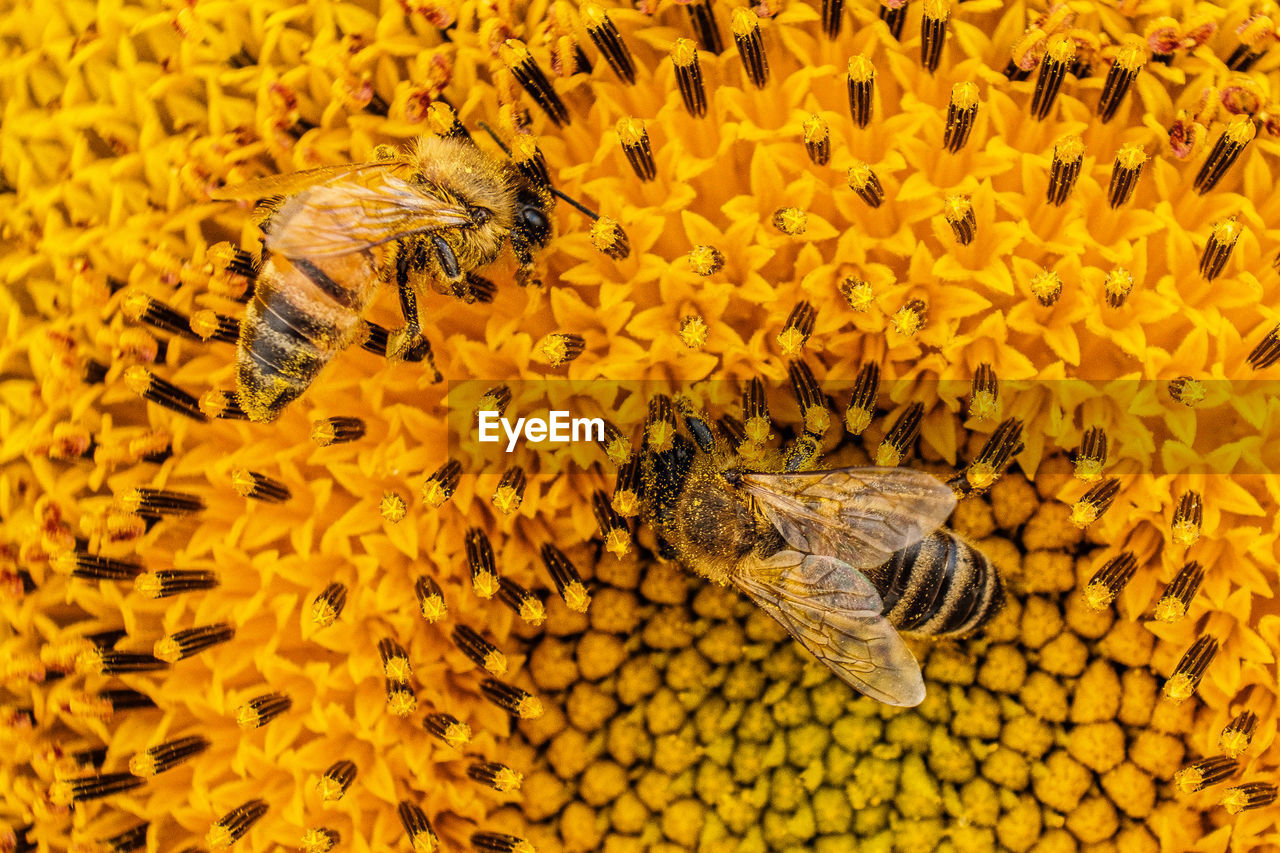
(236, 253), (377, 422)
(872, 531), (1003, 637)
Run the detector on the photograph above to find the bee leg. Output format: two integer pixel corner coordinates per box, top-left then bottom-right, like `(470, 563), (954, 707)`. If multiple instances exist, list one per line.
(386, 247), (441, 381)
(430, 235), (466, 298)
(463, 273), (497, 304)
(674, 397), (717, 454)
(509, 228), (541, 288)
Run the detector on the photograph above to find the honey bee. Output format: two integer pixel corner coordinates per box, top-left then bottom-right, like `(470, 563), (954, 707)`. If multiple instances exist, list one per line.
(639, 399), (1004, 707)
(212, 135), (554, 422)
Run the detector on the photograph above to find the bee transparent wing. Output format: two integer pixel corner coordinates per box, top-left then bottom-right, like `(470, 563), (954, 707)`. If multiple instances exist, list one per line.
(732, 550), (925, 707)
(265, 173), (474, 259)
(209, 161), (400, 202)
(741, 467), (956, 570)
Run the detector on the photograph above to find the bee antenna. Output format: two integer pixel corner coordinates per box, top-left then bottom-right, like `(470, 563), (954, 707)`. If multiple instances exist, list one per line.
(476, 122), (511, 156)
(549, 188), (600, 221)
(478, 121), (602, 222)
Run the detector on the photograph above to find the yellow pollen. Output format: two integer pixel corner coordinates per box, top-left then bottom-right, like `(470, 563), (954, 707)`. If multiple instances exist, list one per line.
(1173, 767), (1204, 795)
(605, 437), (631, 465)
(580, 1), (606, 29)
(474, 571), (499, 599)
(731, 7), (759, 36)
(499, 40), (531, 67)
(1117, 143), (1147, 170)
(231, 469), (258, 498)
(1069, 501), (1100, 527)
(843, 281), (874, 312)
(612, 489), (639, 517)
(803, 406), (830, 434)
(301, 829), (335, 853)
(1171, 520), (1200, 546)
(923, 0), (950, 20)
(970, 392), (998, 422)
(777, 327), (807, 357)
(519, 599), (547, 626)
(1162, 673), (1195, 703)
(48, 780), (74, 806)
(647, 421), (674, 452)
(383, 657), (412, 681)
(687, 246), (723, 276)
(1153, 595), (1187, 623)
(540, 335), (569, 366)
(492, 486), (522, 514)
(122, 365), (152, 394)
(891, 306), (923, 337)
(317, 777), (346, 802)
(563, 580), (592, 613)
(311, 599), (337, 627)
(1046, 33), (1075, 64)
(75, 648), (104, 675)
(1104, 268), (1134, 298)
(943, 195), (972, 223)
(494, 767), (524, 792)
(743, 416), (771, 444)
(1083, 580), (1117, 611)
(1211, 218), (1242, 247)
(604, 529), (631, 557)
(443, 723), (472, 748)
(1030, 270), (1062, 305)
(483, 651), (508, 676)
(616, 117), (645, 147)
(848, 54), (874, 81)
(847, 162), (875, 191)
(380, 493), (407, 523)
(153, 637), (183, 663)
(672, 37), (697, 67)
(1074, 457), (1103, 481)
(679, 315), (709, 349)
(802, 114), (828, 143)
(966, 462), (998, 491)
(387, 690), (417, 717)
(874, 444), (902, 467)
(188, 309), (223, 340)
(1226, 115), (1257, 145)
(590, 217), (623, 251)
(1056, 134), (1085, 163)
(412, 832), (438, 853)
(517, 696), (545, 719)
(773, 207), (807, 235)
(1173, 379), (1206, 406)
(236, 706), (263, 729)
(1220, 729), (1250, 758)
(206, 825), (234, 850)
(426, 102), (457, 136)
(950, 81), (978, 109)
(422, 481), (450, 508)
(128, 753), (159, 777)
(844, 408), (872, 435)
(1115, 40), (1145, 70)
(420, 595), (447, 623)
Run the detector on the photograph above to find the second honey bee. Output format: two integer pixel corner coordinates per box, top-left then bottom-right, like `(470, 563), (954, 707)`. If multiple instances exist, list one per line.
(212, 135), (554, 422)
(638, 398), (1004, 707)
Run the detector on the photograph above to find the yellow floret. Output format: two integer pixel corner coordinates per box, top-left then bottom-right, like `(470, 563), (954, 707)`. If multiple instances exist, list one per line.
(1019, 551), (1077, 593)
(1114, 824), (1160, 853)
(850, 756), (900, 808)
(925, 645), (977, 685)
(590, 588), (641, 634)
(1069, 659), (1123, 723)
(982, 746), (1030, 790)
(722, 660), (768, 702)
(928, 727), (976, 783)
(636, 771), (676, 812)
(610, 791), (651, 835)
(978, 644), (1029, 693)
(1031, 750), (1093, 813)
(1019, 672), (1069, 722)
(990, 476), (1040, 529)
(1116, 669), (1158, 727)
(1101, 762), (1156, 818)
(661, 798), (705, 847)
(522, 772), (572, 821)
(576, 631), (627, 681)
(832, 715), (883, 754)
(1065, 795), (1119, 844)
(771, 684), (813, 727)
(697, 622), (746, 665)
(812, 786), (853, 834)
(1066, 721), (1125, 773)
(1020, 596), (1065, 649)
(1149, 694), (1196, 734)
(892, 819), (945, 852)
(959, 777), (1001, 826)
(616, 657), (662, 706)
(1064, 592), (1115, 639)
(1097, 619), (1155, 667)
(995, 793), (1043, 852)
(607, 716), (652, 767)
(1127, 730), (1185, 779)
(885, 713), (933, 751)
(566, 681), (618, 732)
(788, 722), (832, 767)
(1001, 714), (1055, 759)
(1021, 501), (1085, 550)
(977, 536), (1023, 585)
(652, 732), (701, 775)
(640, 562), (690, 604)
(1028, 828), (1079, 853)
(951, 825), (997, 853)
(644, 687), (687, 736)
(560, 802), (602, 852)
(642, 609), (695, 649)
(1037, 631), (1089, 677)
(664, 647), (712, 691)
(547, 728), (599, 779)
(983, 598), (1023, 643)
(950, 687), (1003, 739)
(897, 754), (943, 819)
(951, 497), (996, 539)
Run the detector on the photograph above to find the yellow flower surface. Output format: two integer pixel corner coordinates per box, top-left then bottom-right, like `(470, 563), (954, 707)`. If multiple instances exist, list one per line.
(3, 0), (1280, 851)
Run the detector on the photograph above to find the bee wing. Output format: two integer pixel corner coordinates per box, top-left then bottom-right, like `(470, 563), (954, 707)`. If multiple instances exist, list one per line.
(209, 161), (400, 201)
(732, 550), (925, 706)
(741, 467), (956, 570)
(265, 173), (474, 258)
